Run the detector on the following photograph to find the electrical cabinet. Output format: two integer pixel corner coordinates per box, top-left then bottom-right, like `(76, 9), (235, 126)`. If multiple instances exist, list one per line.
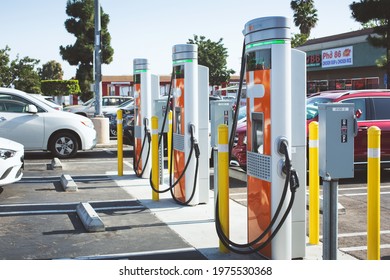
(318, 103), (355, 179)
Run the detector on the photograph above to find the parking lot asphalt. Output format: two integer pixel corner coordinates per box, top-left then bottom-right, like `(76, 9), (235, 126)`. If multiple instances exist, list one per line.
(0, 142), (357, 260)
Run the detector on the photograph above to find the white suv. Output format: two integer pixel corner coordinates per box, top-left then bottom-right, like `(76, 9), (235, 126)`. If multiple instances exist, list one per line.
(0, 87), (97, 158)
(64, 96), (133, 118)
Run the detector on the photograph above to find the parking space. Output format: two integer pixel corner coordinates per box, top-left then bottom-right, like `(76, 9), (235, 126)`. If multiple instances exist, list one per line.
(1, 145), (390, 260)
(0, 147), (206, 260)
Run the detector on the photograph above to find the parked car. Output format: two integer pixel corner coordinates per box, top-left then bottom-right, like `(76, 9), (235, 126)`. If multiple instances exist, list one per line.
(29, 94), (63, 111)
(63, 96), (133, 118)
(104, 100), (135, 137)
(0, 137), (24, 186)
(0, 87), (97, 158)
(231, 89), (390, 171)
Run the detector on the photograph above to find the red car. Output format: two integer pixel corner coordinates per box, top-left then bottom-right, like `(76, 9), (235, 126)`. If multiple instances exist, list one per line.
(231, 90), (390, 171)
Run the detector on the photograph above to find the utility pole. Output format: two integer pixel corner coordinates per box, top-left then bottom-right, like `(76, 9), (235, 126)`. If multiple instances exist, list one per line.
(94, 0), (102, 116)
(92, 0), (109, 144)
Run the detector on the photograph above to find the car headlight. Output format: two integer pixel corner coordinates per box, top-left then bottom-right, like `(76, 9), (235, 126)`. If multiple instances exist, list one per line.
(0, 148), (16, 159)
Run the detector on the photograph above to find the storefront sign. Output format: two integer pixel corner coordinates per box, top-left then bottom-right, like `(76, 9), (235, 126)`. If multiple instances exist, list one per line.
(307, 54), (321, 67)
(322, 46), (353, 68)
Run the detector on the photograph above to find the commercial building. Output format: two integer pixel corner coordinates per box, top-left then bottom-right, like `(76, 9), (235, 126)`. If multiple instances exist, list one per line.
(297, 28), (387, 95)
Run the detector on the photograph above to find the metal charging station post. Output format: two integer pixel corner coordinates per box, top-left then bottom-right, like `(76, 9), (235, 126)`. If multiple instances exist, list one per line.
(319, 103), (355, 260)
(243, 17), (292, 260)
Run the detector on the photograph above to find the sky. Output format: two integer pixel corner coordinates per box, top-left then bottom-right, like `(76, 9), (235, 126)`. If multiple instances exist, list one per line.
(0, 0), (362, 79)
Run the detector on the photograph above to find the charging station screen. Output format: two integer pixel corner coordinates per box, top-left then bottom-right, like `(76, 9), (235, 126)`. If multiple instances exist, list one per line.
(134, 73), (141, 84)
(246, 49), (271, 70)
(173, 65), (184, 79)
(252, 112), (264, 154)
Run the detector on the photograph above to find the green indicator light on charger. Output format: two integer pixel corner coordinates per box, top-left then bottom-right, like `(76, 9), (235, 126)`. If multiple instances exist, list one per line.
(173, 59), (193, 65)
(246, 39), (289, 49)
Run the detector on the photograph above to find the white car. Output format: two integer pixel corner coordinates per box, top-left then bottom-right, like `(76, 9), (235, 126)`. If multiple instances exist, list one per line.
(0, 87), (97, 158)
(64, 96), (133, 118)
(29, 94), (63, 111)
(0, 137), (24, 186)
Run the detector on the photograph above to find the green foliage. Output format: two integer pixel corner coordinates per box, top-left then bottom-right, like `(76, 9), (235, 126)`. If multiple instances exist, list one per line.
(0, 45), (41, 93)
(350, 0), (390, 88)
(60, 0), (114, 98)
(39, 60), (64, 80)
(187, 35), (235, 86)
(41, 80), (81, 96)
(291, 33), (309, 48)
(290, 0), (318, 36)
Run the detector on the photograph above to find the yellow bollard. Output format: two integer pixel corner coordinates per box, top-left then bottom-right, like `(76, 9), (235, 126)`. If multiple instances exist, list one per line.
(117, 109), (123, 176)
(151, 116), (159, 201)
(168, 110), (173, 175)
(218, 124), (229, 253)
(367, 126), (381, 260)
(309, 121), (319, 245)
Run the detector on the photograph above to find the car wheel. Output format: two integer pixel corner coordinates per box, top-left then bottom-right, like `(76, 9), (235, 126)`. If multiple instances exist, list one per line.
(49, 132), (78, 159)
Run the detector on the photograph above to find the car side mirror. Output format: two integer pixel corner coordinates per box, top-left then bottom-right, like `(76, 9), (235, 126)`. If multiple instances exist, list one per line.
(355, 109), (362, 119)
(25, 104), (38, 114)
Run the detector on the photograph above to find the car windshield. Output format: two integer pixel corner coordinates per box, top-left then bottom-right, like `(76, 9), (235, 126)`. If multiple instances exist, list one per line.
(306, 97), (333, 120)
(82, 98), (94, 106)
(119, 99), (134, 109)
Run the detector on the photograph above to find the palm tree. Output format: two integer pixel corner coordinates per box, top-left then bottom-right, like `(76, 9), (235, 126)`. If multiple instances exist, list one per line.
(290, 0), (318, 37)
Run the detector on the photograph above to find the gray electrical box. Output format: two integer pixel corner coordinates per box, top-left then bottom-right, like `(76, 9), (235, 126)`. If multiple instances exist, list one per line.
(210, 100), (233, 147)
(318, 103), (355, 179)
(153, 99), (169, 133)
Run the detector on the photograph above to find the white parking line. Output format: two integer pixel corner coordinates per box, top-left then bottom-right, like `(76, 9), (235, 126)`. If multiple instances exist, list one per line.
(341, 191), (390, 197)
(340, 244), (390, 252)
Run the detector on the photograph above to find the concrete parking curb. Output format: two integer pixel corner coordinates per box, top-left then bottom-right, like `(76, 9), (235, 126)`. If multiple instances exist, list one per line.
(60, 174), (78, 192)
(51, 158), (62, 170)
(76, 202), (105, 232)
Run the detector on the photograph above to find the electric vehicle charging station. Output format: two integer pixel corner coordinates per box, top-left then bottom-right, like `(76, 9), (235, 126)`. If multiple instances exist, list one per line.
(318, 103), (355, 260)
(133, 58), (152, 178)
(171, 44), (210, 205)
(243, 17), (295, 260)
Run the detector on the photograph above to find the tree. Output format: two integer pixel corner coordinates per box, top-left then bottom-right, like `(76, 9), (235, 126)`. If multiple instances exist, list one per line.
(187, 35), (235, 86)
(39, 60), (64, 80)
(350, 0), (390, 88)
(60, 0), (114, 100)
(290, 0), (318, 47)
(0, 46), (41, 92)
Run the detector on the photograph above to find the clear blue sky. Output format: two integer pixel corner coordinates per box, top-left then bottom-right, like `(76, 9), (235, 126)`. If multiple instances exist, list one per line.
(0, 0), (362, 79)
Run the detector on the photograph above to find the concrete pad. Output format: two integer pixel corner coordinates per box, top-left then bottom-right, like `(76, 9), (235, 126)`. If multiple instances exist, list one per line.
(76, 202), (105, 232)
(60, 174), (78, 192)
